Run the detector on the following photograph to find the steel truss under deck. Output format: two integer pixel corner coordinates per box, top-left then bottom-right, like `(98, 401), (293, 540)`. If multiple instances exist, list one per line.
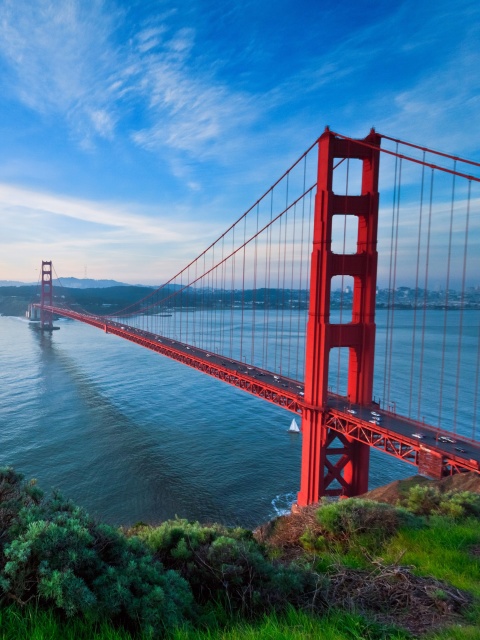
(36, 303), (480, 483)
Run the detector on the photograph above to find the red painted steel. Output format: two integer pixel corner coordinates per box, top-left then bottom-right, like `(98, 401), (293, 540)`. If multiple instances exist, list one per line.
(34, 123), (480, 496)
(34, 301), (480, 477)
(297, 127), (381, 503)
(40, 261), (53, 330)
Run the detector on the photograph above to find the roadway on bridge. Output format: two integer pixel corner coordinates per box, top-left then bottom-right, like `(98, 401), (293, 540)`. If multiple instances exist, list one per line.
(46, 312), (480, 470)
(326, 396), (479, 464)
(118, 322), (479, 466)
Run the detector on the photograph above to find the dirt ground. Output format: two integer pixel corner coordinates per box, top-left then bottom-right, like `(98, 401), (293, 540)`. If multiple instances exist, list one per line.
(254, 473), (480, 637)
(360, 471), (480, 505)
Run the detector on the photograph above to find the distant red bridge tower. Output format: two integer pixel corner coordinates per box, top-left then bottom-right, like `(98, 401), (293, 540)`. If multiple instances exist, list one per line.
(40, 260), (54, 331)
(297, 128), (381, 503)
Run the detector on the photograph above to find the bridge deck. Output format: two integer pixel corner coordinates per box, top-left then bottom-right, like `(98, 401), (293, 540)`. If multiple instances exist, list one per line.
(38, 305), (480, 478)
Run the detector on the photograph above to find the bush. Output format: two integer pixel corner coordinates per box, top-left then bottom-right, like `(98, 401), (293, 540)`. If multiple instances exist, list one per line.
(135, 518), (321, 618)
(316, 498), (418, 544)
(404, 485), (480, 519)
(0, 468), (43, 538)
(0, 468), (193, 636)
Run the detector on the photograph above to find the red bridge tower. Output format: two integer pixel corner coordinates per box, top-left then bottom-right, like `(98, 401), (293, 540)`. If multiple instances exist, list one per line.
(40, 260), (54, 331)
(297, 128), (381, 504)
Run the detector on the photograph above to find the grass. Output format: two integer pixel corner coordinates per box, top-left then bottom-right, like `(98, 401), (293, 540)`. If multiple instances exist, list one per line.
(383, 516), (480, 597)
(0, 604), (133, 640)
(171, 608), (410, 640)
(0, 605), (411, 640)
(425, 622), (480, 640)
(2, 488), (480, 640)
(4, 605), (480, 640)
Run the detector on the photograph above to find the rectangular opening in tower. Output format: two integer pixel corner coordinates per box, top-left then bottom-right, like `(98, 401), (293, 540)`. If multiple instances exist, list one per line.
(331, 214), (358, 254)
(328, 346), (349, 397)
(330, 275), (354, 323)
(332, 158), (363, 195)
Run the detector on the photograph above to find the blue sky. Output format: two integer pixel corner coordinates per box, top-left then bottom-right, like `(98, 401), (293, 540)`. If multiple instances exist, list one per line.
(0, 0), (479, 284)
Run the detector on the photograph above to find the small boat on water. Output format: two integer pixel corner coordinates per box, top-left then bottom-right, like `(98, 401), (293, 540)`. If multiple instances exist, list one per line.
(288, 418), (300, 433)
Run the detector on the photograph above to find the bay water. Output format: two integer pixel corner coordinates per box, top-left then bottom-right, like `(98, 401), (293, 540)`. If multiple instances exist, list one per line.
(0, 309), (478, 529)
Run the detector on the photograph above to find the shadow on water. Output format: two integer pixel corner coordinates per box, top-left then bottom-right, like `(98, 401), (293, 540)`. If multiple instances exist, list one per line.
(16, 324), (236, 526)
(3, 318), (418, 529)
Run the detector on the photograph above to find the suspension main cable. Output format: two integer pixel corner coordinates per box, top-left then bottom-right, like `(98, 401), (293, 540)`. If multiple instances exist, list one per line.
(378, 133), (480, 169)
(330, 130), (480, 182)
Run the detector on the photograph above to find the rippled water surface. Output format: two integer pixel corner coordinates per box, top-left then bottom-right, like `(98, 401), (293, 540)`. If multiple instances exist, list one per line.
(1, 311), (477, 528)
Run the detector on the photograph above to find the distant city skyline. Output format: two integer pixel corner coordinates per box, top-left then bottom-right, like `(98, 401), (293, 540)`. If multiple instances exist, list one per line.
(1, 0), (479, 285)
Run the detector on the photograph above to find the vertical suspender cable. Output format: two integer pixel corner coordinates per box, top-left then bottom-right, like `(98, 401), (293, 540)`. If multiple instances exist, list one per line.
(296, 156), (307, 381)
(304, 189), (313, 381)
(417, 170), (434, 420)
(240, 215), (246, 361)
(383, 151), (398, 406)
(179, 270), (183, 341)
(279, 173), (289, 374)
(251, 203), (259, 365)
(265, 189), (274, 370)
(473, 323), (480, 441)
(210, 246), (215, 352)
(337, 157), (349, 394)
(186, 264), (190, 344)
(213, 244), (218, 354)
(386, 158), (402, 409)
(193, 258), (198, 346)
(437, 163), (456, 428)
(202, 253), (206, 350)
(408, 155), (426, 417)
(262, 202), (269, 369)
(223, 236), (227, 355)
(274, 199), (282, 372)
(230, 226), (235, 358)
(288, 202), (297, 378)
(453, 180), (471, 433)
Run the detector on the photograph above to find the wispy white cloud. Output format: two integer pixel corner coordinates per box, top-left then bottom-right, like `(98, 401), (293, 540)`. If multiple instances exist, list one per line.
(348, 3), (480, 153)
(375, 46), (480, 154)
(0, 1), (262, 163)
(0, 0), (126, 146)
(0, 182), (210, 243)
(1, 0), (479, 286)
(0, 181), (223, 282)
(128, 24), (258, 160)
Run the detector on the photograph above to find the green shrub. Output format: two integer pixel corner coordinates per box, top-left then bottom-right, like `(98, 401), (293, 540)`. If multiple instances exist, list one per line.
(316, 498), (418, 545)
(404, 485), (480, 519)
(0, 469), (193, 636)
(136, 518), (321, 618)
(0, 468), (43, 539)
(405, 485), (441, 515)
(299, 528), (326, 552)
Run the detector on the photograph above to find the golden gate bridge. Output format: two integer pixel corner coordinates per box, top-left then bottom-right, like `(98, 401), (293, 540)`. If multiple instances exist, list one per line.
(31, 127), (480, 504)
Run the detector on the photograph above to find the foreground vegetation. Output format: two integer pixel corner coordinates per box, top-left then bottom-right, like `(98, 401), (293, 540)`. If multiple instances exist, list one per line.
(1, 468), (479, 639)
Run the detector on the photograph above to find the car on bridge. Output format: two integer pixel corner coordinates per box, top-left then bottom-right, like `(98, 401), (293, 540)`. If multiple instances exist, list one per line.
(438, 436), (456, 444)
(412, 433), (424, 439)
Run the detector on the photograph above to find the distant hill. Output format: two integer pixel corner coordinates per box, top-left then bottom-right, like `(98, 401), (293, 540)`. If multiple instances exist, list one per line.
(53, 277), (134, 289)
(0, 277), (146, 289)
(0, 280), (27, 287)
